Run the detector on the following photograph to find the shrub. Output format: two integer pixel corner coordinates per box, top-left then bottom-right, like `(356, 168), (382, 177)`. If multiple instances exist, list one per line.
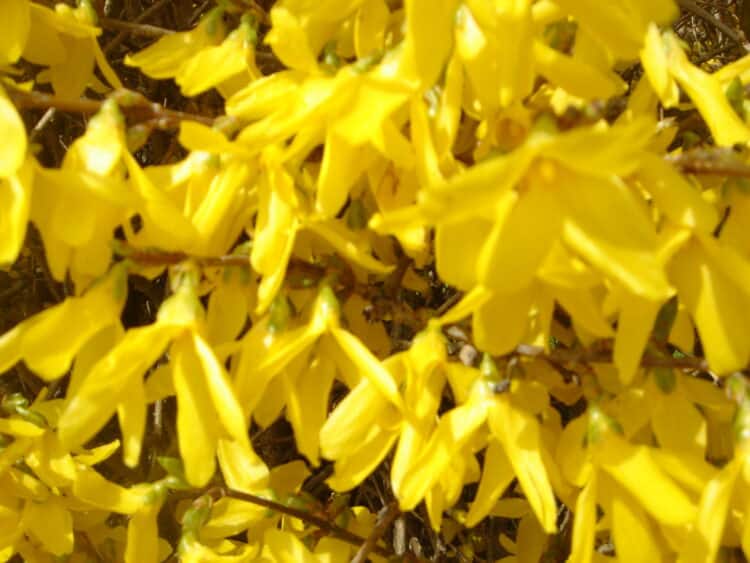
(2, 0), (750, 561)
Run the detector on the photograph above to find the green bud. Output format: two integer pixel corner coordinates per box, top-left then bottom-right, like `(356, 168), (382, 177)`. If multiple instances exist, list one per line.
(205, 7), (225, 37)
(241, 13), (259, 46)
(653, 367), (676, 394)
(726, 77), (745, 119)
(144, 482), (168, 506)
(181, 496), (213, 536)
(479, 353), (499, 381)
(126, 124), (153, 153)
(652, 297), (678, 343)
(353, 50), (384, 73)
(16, 407), (48, 428)
(586, 404), (623, 445)
(726, 372), (748, 404)
(157, 456), (190, 489)
(734, 399), (750, 446)
(268, 294), (291, 335)
(346, 199), (368, 230)
(322, 41), (340, 69)
(317, 285), (340, 323)
(2, 393), (28, 413)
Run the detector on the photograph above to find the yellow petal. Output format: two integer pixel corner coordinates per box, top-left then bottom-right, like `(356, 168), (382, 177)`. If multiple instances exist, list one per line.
(193, 333), (249, 448)
(613, 293), (661, 385)
(398, 398), (490, 510)
(0, 89), (27, 177)
(59, 324), (174, 451)
(474, 287), (534, 355)
(515, 513), (548, 563)
(173, 335), (219, 487)
(665, 32), (750, 146)
(262, 528), (318, 563)
(533, 39), (626, 99)
(611, 484), (664, 563)
(327, 428), (398, 492)
(20, 267), (125, 379)
(22, 498), (73, 556)
(399, 0), (459, 87)
(320, 377), (390, 460)
(283, 349), (336, 464)
(306, 220), (393, 274)
(331, 328), (403, 410)
(435, 217), (492, 290)
(488, 398), (557, 533)
(668, 240), (750, 374)
(265, 6), (320, 73)
(568, 471), (597, 563)
(316, 133), (368, 218)
(0, 0), (30, 65)
(176, 31), (249, 97)
(117, 375), (146, 468)
(543, 118), (654, 180)
(465, 440), (515, 527)
(478, 187), (561, 292)
(558, 175), (670, 301)
(125, 19), (215, 79)
(178, 121), (252, 158)
(125, 504), (160, 563)
(216, 438), (269, 493)
(640, 23), (679, 107)
(594, 434), (696, 526)
(47, 34), (93, 97)
(679, 459), (741, 563)
(0, 165), (32, 266)
(354, 0), (389, 58)
(206, 281), (249, 345)
(0, 418), (45, 438)
(73, 467), (146, 514)
(637, 153), (718, 233)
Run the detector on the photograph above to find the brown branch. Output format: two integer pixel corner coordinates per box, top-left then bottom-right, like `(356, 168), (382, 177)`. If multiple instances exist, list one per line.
(98, 16), (174, 37)
(666, 149), (750, 177)
(103, 0), (174, 55)
(8, 88), (213, 129)
(676, 0), (750, 51)
(118, 245), (253, 269)
(209, 487), (394, 558)
(351, 502), (400, 563)
(514, 343), (710, 372)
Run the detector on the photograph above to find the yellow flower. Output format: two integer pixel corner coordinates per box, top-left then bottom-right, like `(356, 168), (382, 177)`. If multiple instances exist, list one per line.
(641, 28), (750, 146)
(127, 11), (260, 99)
(560, 405), (698, 563)
(0, 85), (33, 267)
(0, 264), (126, 381)
(0, 0), (30, 67)
(234, 286), (402, 465)
(59, 267), (268, 488)
(22, 2), (122, 97)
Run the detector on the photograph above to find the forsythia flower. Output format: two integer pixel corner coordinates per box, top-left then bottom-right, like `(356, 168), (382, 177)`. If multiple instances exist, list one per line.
(0, 86), (32, 266)
(8, 0), (750, 560)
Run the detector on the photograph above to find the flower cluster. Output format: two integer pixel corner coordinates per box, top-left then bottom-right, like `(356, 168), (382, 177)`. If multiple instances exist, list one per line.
(3, 0), (750, 561)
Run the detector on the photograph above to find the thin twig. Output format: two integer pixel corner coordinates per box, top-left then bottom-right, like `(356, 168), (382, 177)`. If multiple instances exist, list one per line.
(351, 501), (400, 563)
(666, 149), (750, 177)
(676, 0), (750, 52)
(104, 0), (174, 55)
(29, 108), (56, 142)
(209, 487), (394, 558)
(514, 343), (710, 372)
(8, 88), (213, 129)
(118, 245), (253, 269)
(98, 16), (174, 37)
